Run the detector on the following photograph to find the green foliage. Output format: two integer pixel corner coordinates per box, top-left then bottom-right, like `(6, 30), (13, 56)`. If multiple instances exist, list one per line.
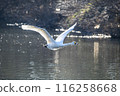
(66, 3), (92, 24)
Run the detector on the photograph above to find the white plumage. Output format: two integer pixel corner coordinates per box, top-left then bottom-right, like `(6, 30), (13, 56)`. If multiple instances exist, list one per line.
(21, 23), (77, 50)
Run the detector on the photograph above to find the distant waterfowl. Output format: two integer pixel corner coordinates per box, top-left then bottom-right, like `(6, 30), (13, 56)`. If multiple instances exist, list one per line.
(21, 23), (77, 50)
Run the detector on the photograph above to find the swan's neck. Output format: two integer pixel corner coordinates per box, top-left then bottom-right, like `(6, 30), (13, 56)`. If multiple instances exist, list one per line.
(62, 42), (74, 47)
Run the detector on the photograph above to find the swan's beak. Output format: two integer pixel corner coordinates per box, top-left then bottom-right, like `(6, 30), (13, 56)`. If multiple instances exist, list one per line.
(74, 41), (78, 45)
(75, 42), (77, 45)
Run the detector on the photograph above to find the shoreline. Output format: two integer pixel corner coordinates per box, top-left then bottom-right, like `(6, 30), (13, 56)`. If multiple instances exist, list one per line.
(53, 34), (111, 39)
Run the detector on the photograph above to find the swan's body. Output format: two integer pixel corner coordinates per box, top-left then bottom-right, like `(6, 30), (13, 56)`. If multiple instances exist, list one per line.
(21, 23), (77, 50)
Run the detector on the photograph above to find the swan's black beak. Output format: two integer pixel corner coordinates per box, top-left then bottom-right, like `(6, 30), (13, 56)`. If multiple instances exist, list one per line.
(74, 41), (78, 45)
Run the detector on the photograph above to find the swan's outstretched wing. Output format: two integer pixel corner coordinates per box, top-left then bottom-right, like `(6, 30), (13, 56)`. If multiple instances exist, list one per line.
(56, 23), (77, 43)
(21, 25), (55, 44)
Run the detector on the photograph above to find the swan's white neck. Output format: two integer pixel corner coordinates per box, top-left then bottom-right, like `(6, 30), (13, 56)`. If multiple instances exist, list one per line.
(62, 42), (75, 47)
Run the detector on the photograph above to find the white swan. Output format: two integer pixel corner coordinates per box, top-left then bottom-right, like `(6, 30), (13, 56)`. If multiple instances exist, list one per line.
(21, 23), (77, 50)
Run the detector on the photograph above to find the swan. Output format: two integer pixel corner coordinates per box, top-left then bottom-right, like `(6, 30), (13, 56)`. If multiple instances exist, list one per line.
(21, 23), (77, 50)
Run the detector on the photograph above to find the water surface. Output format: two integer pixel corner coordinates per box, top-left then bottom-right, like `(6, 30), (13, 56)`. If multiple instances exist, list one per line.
(0, 27), (120, 80)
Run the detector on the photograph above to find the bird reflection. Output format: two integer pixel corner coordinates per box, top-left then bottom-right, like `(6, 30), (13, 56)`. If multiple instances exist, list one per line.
(54, 51), (59, 64)
(53, 50), (61, 79)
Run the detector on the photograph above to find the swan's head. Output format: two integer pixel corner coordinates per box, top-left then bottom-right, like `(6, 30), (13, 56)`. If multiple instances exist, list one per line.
(73, 41), (78, 45)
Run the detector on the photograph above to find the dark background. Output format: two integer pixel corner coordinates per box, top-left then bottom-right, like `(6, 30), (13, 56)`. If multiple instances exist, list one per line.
(0, 0), (120, 38)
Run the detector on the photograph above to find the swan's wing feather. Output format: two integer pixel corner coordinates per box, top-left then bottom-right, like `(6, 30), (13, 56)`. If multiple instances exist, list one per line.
(56, 23), (77, 43)
(21, 25), (55, 44)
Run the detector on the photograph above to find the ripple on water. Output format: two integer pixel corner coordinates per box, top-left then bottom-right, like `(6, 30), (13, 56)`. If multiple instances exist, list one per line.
(29, 61), (35, 66)
(29, 41), (32, 44)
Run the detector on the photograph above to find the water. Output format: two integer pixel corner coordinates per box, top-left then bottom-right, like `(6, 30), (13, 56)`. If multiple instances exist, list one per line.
(0, 27), (120, 80)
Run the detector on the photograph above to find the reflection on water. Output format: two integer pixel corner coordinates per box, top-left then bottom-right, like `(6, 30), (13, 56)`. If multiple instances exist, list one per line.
(94, 42), (99, 64)
(0, 27), (120, 80)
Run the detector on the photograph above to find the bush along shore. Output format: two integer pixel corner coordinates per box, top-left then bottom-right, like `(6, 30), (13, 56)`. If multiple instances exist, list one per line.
(0, 0), (120, 38)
